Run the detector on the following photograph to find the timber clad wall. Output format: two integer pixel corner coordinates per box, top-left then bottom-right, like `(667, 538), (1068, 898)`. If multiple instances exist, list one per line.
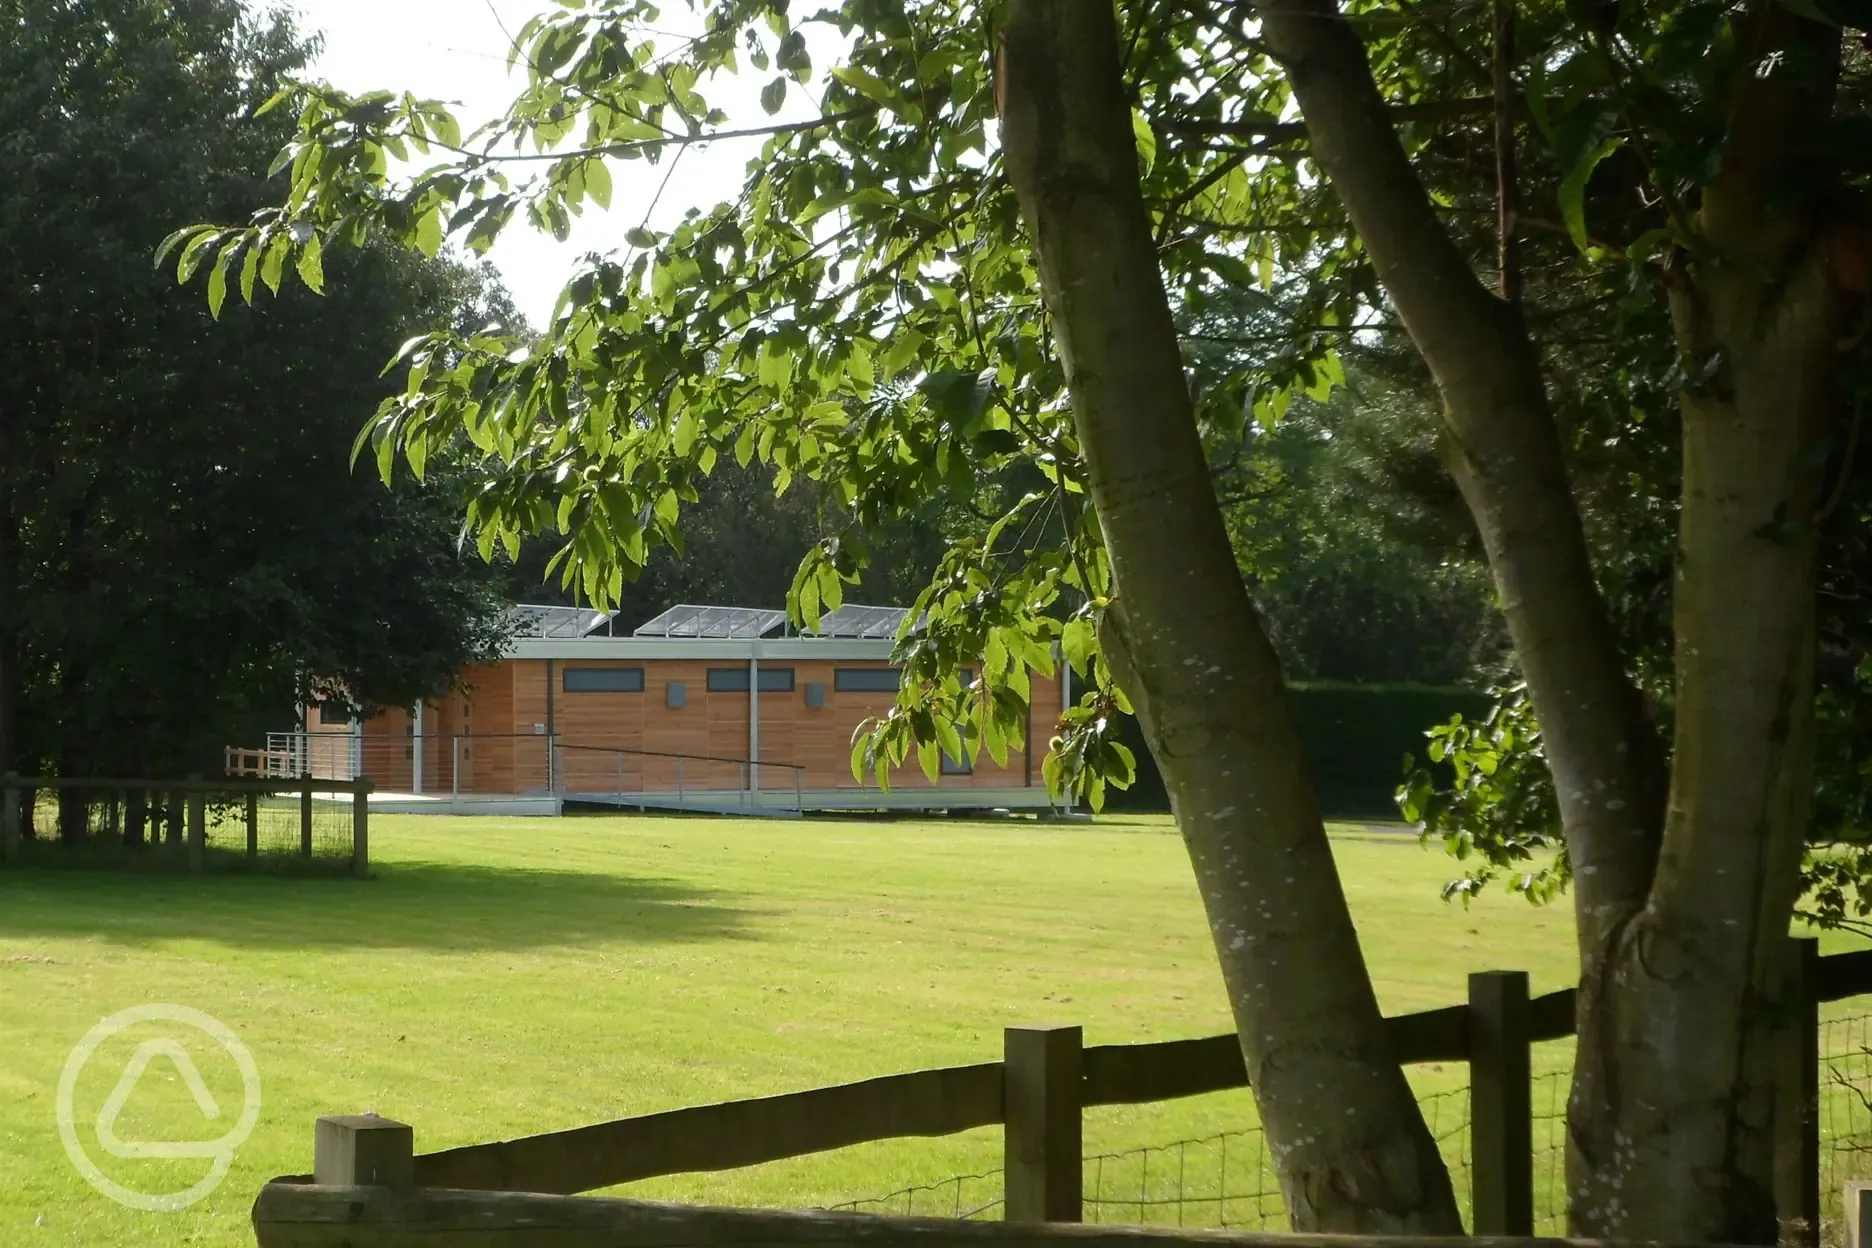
(323, 653), (1064, 798)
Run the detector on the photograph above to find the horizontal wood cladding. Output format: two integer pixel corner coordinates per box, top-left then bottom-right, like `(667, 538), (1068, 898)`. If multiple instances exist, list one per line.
(352, 655), (1064, 797)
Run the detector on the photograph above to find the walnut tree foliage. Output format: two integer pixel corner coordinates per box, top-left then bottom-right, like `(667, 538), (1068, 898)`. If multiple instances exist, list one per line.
(162, 0), (1866, 819)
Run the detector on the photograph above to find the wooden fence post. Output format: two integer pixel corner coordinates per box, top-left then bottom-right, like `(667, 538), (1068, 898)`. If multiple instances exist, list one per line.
(1004, 1025), (1082, 1223)
(1776, 936), (1821, 1248)
(245, 793), (259, 859)
(1469, 969), (1532, 1236)
(300, 784), (313, 858)
(314, 1114), (413, 1188)
(186, 786), (206, 875)
(352, 781), (371, 877)
(1, 775), (19, 866)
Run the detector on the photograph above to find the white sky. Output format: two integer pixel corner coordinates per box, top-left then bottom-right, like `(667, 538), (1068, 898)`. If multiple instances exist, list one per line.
(288, 0), (812, 324)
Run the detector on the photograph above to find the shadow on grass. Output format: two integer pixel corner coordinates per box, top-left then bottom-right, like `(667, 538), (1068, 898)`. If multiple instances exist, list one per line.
(0, 858), (761, 951)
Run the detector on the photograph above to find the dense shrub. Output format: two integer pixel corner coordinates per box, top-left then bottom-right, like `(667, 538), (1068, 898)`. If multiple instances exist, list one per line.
(1104, 683), (1490, 818)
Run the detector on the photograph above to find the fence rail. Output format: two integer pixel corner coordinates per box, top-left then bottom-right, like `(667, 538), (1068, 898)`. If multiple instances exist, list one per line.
(249, 1178), (1728, 1248)
(0, 773), (371, 876)
(275, 936), (1870, 1240)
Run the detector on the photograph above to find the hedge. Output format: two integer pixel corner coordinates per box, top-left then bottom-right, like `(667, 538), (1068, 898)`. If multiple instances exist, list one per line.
(1102, 682), (1492, 819)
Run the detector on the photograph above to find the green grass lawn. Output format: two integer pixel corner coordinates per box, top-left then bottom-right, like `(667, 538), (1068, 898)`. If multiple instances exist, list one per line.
(0, 813), (1865, 1247)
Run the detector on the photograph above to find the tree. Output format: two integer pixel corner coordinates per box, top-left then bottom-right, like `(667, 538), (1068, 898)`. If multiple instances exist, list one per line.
(500, 456), (954, 623)
(170, 0), (1871, 1238)
(1216, 383), (1503, 686)
(0, 0), (513, 801)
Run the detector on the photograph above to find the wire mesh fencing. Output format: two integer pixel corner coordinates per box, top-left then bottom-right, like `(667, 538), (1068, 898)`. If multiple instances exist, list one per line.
(1, 778), (365, 875)
(823, 1088), (1472, 1232)
(824, 1015), (1872, 1239)
(1821, 1010), (1872, 1246)
(1077, 1087), (1471, 1231)
(823, 1169), (1006, 1220)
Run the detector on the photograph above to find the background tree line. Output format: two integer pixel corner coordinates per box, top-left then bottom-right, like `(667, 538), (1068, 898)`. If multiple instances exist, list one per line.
(0, 0), (522, 810)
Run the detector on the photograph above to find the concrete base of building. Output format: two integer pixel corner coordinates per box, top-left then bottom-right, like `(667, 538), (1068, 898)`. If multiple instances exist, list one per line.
(356, 786), (1068, 818)
(362, 793), (566, 817)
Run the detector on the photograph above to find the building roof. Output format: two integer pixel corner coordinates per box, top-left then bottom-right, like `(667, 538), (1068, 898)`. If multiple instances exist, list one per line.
(806, 604), (911, 639)
(496, 601), (913, 659)
(633, 604), (790, 639)
(506, 604), (615, 639)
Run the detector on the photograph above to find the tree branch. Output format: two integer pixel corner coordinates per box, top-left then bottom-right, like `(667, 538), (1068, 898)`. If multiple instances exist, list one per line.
(429, 107), (881, 166)
(1244, 0), (1666, 949)
(1492, 0), (1521, 307)
(1158, 96), (1500, 146)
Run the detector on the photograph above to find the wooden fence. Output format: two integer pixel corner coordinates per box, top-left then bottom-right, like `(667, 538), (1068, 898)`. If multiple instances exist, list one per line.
(253, 937), (1872, 1245)
(252, 1180), (1732, 1248)
(0, 773), (373, 876)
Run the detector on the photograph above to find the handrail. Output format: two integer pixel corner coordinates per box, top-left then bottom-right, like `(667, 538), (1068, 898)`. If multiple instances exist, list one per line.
(554, 741), (808, 773)
(276, 731), (810, 775)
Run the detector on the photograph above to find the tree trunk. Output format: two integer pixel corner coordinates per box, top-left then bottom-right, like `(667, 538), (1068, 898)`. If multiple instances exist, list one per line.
(1568, 14), (1844, 1240)
(1236, 1), (1848, 1240)
(124, 788), (147, 850)
(0, 474), (15, 781)
(56, 502), (90, 843)
(998, 3), (1461, 1234)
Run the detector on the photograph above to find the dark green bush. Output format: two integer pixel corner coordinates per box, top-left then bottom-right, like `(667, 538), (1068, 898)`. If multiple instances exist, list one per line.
(1103, 683), (1490, 819)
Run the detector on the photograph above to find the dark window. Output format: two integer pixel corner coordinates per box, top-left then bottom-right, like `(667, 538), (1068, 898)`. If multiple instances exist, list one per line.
(804, 682), (826, 709)
(317, 704), (350, 725)
(834, 667), (902, 693)
(941, 749), (974, 776)
(563, 667), (645, 693)
(707, 667), (795, 693)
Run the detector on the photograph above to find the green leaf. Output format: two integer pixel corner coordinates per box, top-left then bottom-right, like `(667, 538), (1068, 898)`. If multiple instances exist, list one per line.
(984, 629), (1008, 679)
(206, 249), (232, 320)
(881, 329), (925, 379)
(260, 234), (289, 294)
(1061, 617), (1095, 676)
(154, 225), (205, 270)
(253, 85), (295, 117)
(296, 233), (325, 294)
(830, 64), (895, 108)
(759, 75), (787, 115)
(415, 206), (444, 259)
(1559, 136), (1623, 254)
(1131, 108), (1157, 177)
(239, 244), (260, 304)
(584, 158), (612, 211)
(175, 230), (222, 283)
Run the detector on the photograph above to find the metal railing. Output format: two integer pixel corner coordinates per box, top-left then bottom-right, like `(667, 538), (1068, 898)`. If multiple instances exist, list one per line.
(552, 742), (806, 813)
(259, 732), (806, 813)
